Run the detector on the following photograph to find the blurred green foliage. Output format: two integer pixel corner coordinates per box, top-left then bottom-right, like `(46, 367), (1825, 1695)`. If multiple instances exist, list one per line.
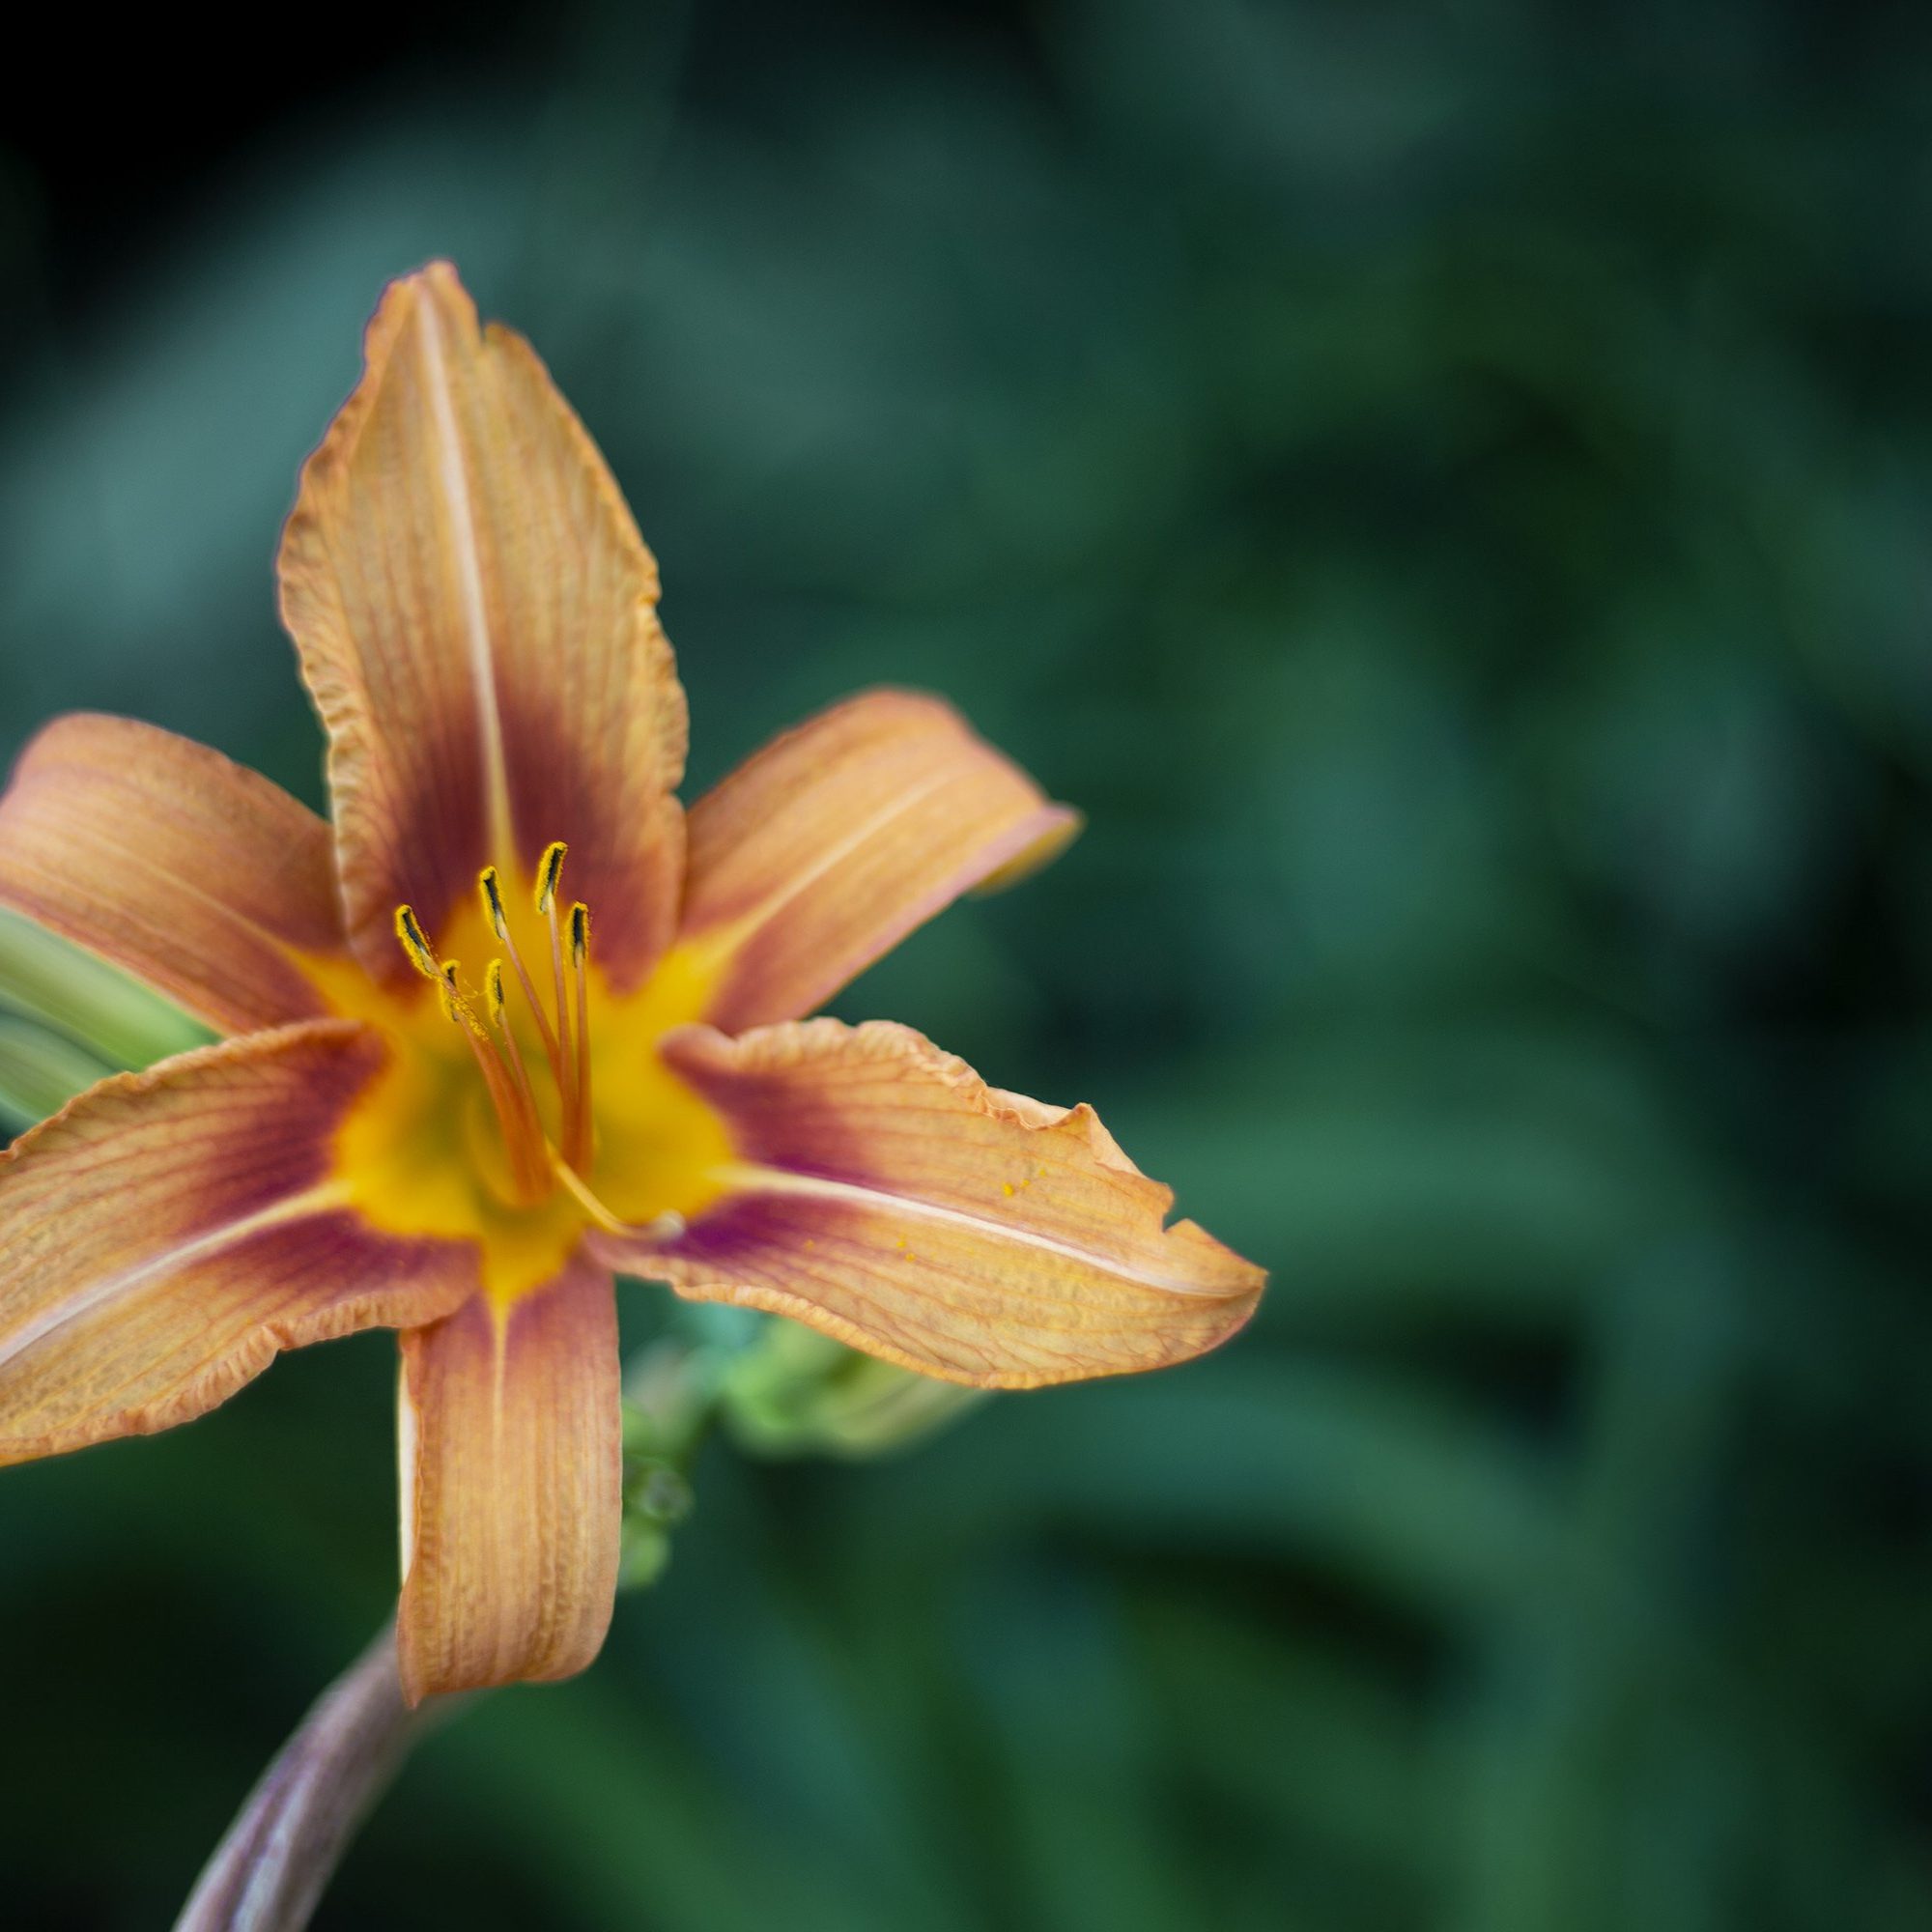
(2, 2), (1930, 1927)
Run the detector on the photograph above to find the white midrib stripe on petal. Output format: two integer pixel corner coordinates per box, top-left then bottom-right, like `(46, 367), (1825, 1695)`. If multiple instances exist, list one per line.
(416, 292), (516, 864)
(690, 1163), (1235, 1299)
(0, 1183), (343, 1374)
(706, 765), (963, 950)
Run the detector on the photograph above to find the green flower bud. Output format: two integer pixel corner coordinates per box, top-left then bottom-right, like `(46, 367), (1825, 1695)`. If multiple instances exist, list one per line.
(719, 1321), (988, 1461)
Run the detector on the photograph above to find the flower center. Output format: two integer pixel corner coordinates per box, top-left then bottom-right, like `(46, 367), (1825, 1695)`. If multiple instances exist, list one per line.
(392, 841), (617, 1222)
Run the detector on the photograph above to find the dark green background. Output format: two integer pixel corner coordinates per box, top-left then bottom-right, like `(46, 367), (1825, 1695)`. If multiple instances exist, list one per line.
(3, 2), (1928, 1926)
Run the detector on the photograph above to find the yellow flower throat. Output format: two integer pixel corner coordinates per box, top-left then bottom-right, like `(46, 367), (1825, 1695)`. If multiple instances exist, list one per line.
(319, 843), (732, 1304)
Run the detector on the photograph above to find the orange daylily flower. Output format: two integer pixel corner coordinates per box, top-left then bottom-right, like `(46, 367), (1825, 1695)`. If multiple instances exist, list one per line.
(0, 265), (1264, 1704)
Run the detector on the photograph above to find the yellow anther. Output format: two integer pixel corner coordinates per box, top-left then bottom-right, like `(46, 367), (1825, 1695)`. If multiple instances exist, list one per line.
(478, 866), (509, 939)
(535, 841), (568, 916)
(485, 957), (507, 1025)
(438, 961), (487, 1039)
(393, 905), (440, 980)
(569, 901), (589, 966)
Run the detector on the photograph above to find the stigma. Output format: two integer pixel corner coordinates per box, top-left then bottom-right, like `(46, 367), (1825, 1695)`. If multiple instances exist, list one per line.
(393, 842), (598, 1209)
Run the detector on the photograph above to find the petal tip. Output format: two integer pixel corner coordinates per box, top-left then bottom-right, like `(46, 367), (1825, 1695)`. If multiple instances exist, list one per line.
(971, 802), (1084, 896)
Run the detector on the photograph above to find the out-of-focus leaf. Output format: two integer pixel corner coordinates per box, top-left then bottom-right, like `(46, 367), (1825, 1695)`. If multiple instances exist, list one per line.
(0, 905), (208, 1074)
(0, 1009), (115, 1129)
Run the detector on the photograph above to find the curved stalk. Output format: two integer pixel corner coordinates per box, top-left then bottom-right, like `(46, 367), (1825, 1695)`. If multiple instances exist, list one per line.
(169, 1319), (962, 1928)
(174, 1622), (465, 1932)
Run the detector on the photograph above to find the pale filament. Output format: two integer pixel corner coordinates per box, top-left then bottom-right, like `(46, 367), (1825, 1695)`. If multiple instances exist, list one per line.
(478, 864), (562, 1085)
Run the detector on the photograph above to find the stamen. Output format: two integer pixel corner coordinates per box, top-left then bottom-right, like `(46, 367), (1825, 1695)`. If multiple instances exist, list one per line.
(438, 960), (466, 1025)
(568, 901), (593, 1171)
(479, 866), (510, 939)
(387, 860), (605, 1217)
(485, 955), (544, 1132)
(542, 865), (577, 1160)
(535, 841), (568, 916)
(476, 864), (563, 1081)
(438, 957), (548, 1202)
(394, 905), (440, 981)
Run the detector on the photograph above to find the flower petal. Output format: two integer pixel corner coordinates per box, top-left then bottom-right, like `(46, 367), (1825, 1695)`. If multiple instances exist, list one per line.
(0, 1021), (474, 1465)
(679, 690), (1079, 1031)
(278, 262), (686, 991)
(595, 1020), (1264, 1389)
(396, 1261), (621, 1704)
(0, 714), (348, 1035)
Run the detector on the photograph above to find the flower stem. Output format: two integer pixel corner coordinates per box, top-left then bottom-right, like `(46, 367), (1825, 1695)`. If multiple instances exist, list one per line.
(173, 1622), (465, 1932)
